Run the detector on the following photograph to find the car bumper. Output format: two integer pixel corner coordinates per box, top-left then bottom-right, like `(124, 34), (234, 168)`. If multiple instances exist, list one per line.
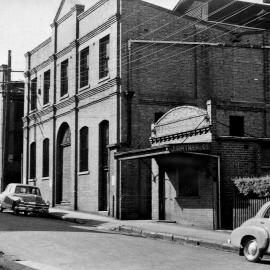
(15, 205), (49, 213)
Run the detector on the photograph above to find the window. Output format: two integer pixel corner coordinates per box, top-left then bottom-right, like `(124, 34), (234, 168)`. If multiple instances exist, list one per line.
(60, 59), (68, 96)
(79, 127), (88, 172)
(43, 70), (50, 105)
(230, 116), (244, 137)
(155, 112), (165, 122)
(42, 139), (49, 177)
(15, 186), (41, 196)
(263, 207), (270, 219)
(261, 146), (270, 175)
(30, 78), (37, 110)
(99, 35), (110, 79)
(30, 142), (36, 179)
(80, 47), (89, 88)
(179, 167), (199, 197)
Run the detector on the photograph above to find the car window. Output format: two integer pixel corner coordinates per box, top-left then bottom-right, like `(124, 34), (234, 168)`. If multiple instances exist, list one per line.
(15, 186), (41, 196)
(263, 207), (270, 218)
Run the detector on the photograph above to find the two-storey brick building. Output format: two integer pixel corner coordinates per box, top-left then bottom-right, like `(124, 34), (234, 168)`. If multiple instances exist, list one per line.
(23, 0), (270, 229)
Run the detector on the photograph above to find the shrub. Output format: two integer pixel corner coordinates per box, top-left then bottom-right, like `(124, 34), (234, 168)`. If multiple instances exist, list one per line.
(233, 175), (270, 197)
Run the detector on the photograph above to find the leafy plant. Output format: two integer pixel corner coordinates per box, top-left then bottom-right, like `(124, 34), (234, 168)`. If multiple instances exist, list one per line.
(233, 175), (270, 197)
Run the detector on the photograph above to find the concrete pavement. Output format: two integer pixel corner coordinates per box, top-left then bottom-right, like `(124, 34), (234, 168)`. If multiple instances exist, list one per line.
(0, 211), (269, 270)
(48, 208), (237, 253)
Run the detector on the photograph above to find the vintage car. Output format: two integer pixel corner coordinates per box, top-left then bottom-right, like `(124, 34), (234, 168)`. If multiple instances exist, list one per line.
(229, 201), (270, 262)
(0, 183), (49, 215)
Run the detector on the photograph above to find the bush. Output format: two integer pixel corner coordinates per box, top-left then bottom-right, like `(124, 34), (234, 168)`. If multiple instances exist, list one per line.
(233, 175), (270, 197)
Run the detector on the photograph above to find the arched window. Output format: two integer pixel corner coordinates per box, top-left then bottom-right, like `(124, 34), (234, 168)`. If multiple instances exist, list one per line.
(42, 139), (49, 177)
(79, 127), (88, 172)
(30, 142), (36, 179)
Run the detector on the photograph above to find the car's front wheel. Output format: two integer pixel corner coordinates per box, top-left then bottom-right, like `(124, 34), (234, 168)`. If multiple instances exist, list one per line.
(243, 237), (262, 262)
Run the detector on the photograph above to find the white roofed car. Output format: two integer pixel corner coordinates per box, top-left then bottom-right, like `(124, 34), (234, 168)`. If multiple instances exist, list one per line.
(0, 183), (49, 216)
(229, 201), (270, 263)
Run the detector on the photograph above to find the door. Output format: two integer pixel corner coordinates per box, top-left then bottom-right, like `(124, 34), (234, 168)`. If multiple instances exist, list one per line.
(164, 176), (174, 221)
(61, 145), (71, 203)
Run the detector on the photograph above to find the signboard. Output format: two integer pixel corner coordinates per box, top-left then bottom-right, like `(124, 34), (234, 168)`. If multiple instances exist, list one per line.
(169, 143), (210, 153)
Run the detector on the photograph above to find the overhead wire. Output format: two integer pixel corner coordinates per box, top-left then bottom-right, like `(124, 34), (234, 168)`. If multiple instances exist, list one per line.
(134, 7), (270, 78)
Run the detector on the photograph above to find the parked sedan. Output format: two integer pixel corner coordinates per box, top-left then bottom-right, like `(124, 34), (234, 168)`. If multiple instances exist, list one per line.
(0, 183), (49, 215)
(229, 201), (270, 262)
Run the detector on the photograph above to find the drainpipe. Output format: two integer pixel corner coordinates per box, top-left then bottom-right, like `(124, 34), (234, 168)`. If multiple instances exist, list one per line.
(74, 15), (80, 211)
(52, 22), (58, 207)
(25, 53), (31, 185)
(263, 32), (269, 137)
(125, 40), (135, 146)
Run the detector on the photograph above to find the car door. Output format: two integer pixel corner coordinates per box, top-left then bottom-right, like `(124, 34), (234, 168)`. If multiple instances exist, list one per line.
(261, 205), (270, 253)
(2, 185), (13, 209)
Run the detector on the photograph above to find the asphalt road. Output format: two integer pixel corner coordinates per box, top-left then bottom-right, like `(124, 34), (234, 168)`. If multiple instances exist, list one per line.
(0, 211), (270, 270)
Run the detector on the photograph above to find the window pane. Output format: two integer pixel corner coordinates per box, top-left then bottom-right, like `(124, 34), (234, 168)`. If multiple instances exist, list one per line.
(30, 142), (36, 179)
(80, 127), (88, 172)
(31, 78), (37, 110)
(80, 47), (89, 88)
(230, 116), (244, 137)
(43, 70), (50, 105)
(61, 60), (68, 96)
(99, 35), (110, 79)
(42, 139), (49, 177)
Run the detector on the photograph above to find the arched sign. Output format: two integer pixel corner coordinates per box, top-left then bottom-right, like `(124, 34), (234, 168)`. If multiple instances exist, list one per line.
(151, 101), (212, 146)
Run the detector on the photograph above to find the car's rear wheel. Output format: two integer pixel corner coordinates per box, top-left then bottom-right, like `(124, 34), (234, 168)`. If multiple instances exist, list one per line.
(243, 237), (262, 262)
(0, 206), (4, 212)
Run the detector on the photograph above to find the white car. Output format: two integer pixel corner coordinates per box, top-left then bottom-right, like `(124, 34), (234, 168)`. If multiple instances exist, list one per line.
(0, 183), (49, 215)
(229, 201), (270, 262)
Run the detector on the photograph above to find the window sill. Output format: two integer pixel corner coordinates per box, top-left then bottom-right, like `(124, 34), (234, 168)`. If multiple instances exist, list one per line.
(28, 178), (37, 183)
(78, 170), (90, 176)
(175, 196), (200, 200)
(98, 75), (110, 84)
(60, 93), (69, 100)
(42, 177), (50, 181)
(29, 109), (37, 114)
(79, 84), (90, 92)
(43, 103), (51, 109)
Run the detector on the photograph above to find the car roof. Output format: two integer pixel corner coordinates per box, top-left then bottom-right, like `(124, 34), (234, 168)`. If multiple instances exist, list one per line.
(9, 183), (39, 188)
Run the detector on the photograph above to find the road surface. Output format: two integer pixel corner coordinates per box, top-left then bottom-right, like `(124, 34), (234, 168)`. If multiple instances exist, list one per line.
(0, 211), (269, 270)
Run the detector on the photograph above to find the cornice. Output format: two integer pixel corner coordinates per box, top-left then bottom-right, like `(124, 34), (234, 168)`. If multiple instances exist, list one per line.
(55, 96), (76, 110)
(150, 126), (211, 144)
(79, 15), (117, 46)
(29, 37), (52, 56)
(78, 0), (109, 21)
(30, 58), (52, 75)
(56, 44), (74, 59)
(78, 78), (117, 101)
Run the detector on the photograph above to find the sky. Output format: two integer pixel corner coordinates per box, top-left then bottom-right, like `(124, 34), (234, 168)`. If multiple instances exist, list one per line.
(0, 0), (264, 81)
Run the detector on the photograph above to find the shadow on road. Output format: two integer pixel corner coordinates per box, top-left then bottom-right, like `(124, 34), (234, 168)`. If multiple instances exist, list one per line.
(0, 211), (114, 234)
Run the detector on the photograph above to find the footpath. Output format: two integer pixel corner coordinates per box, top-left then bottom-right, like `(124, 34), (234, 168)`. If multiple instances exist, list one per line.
(49, 208), (237, 253)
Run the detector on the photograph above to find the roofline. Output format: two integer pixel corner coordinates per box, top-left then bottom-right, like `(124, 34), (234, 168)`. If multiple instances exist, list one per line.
(26, 37), (52, 57)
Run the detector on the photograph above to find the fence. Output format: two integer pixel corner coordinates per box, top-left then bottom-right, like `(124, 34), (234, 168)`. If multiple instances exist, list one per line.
(233, 194), (270, 228)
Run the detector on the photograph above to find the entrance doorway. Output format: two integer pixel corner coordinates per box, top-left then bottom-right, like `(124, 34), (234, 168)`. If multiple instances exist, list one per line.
(99, 120), (109, 211)
(56, 123), (72, 206)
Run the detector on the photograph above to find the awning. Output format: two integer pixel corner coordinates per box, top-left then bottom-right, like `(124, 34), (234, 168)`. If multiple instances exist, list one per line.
(115, 143), (211, 161)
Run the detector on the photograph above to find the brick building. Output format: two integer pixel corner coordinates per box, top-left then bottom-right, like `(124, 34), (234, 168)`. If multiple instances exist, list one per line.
(0, 64), (24, 191)
(23, 0), (270, 229)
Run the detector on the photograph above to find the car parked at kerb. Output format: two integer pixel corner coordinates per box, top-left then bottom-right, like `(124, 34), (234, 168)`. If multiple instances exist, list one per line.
(0, 183), (49, 215)
(229, 201), (270, 262)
